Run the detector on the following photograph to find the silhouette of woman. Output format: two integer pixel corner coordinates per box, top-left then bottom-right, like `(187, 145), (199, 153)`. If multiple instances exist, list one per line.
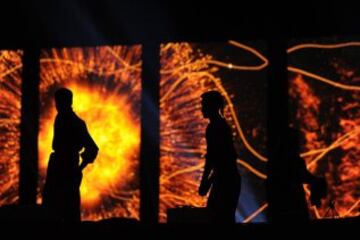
(198, 91), (241, 223)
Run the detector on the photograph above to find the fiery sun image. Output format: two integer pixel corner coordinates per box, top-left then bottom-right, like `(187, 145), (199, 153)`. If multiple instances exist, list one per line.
(288, 38), (360, 218)
(38, 45), (142, 221)
(0, 50), (22, 206)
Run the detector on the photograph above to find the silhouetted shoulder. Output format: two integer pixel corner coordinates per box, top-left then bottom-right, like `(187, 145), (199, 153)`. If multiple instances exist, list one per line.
(207, 118), (231, 133)
(72, 112), (85, 124)
(70, 112), (87, 131)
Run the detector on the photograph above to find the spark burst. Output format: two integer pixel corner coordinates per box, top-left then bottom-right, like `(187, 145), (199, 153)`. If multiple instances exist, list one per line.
(0, 50), (22, 206)
(2, 40), (357, 222)
(160, 42), (268, 222)
(160, 39), (360, 223)
(288, 39), (360, 218)
(38, 45), (142, 221)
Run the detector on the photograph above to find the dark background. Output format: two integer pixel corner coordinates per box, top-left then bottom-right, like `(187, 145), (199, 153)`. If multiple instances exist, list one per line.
(0, 0), (359, 224)
(1, 0), (359, 48)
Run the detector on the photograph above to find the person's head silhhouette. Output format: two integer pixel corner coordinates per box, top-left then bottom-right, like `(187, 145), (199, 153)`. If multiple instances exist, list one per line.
(55, 88), (73, 113)
(201, 90), (225, 119)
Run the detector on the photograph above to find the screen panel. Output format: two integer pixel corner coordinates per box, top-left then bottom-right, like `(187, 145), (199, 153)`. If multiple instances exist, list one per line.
(160, 41), (268, 222)
(288, 37), (360, 219)
(0, 50), (23, 206)
(38, 45), (142, 221)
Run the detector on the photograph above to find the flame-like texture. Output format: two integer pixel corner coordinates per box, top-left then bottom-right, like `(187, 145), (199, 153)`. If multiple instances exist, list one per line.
(289, 39), (360, 218)
(0, 50), (22, 206)
(160, 42), (268, 222)
(2, 39), (357, 222)
(160, 39), (360, 223)
(38, 46), (142, 221)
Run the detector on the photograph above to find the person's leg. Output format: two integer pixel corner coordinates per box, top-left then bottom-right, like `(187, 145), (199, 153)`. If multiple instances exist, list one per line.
(219, 179), (240, 224)
(62, 170), (81, 222)
(63, 187), (81, 222)
(206, 184), (219, 223)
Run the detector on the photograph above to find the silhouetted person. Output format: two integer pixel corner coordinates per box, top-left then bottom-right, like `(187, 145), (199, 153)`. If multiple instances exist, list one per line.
(198, 91), (241, 223)
(42, 88), (98, 222)
(272, 127), (327, 222)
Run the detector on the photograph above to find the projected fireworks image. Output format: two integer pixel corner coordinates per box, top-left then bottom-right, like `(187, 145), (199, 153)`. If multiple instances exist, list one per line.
(288, 38), (360, 219)
(0, 50), (22, 206)
(38, 45), (142, 221)
(160, 41), (268, 222)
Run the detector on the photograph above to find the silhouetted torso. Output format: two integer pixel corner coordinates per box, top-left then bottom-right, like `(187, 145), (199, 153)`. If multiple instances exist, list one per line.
(205, 117), (240, 223)
(43, 109), (98, 222)
(206, 117), (238, 178)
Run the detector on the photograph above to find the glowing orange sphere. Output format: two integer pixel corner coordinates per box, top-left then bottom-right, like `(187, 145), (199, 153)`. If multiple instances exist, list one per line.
(38, 83), (140, 207)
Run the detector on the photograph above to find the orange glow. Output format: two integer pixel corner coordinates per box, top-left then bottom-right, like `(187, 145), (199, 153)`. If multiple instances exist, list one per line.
(207, 40), (269, 71)
(160, 40), (360, 223)
(160, 42), (268, 222)
(237, 159), (267, 179)
(0, 50), (22, 206)
(288, 66), (360, 91)
(287, 42), (360, 54)
(38, 83), (140, 206)
(39, 46), (142, 220)
(243, 203), (268, 223)
(2, 40), (357, 223)
(289, 41), (360, 218)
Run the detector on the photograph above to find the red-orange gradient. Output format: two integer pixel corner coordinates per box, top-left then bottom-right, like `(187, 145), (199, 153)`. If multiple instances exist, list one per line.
(0, 50), (22, 206)
(289, 40), (360, 218)
(38, 46), (142, 221)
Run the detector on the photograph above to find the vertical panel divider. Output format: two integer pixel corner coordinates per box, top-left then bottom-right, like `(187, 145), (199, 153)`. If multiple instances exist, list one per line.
(266, 36), (289, 222)
(19, 48), (40, 205)
(140, 43), (160, 224)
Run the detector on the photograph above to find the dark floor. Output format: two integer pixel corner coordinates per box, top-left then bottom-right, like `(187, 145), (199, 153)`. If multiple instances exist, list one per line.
(0, 205), (358, 238)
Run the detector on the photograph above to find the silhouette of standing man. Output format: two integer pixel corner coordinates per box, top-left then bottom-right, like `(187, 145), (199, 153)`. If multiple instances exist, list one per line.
(43, 88), (98, 222)
(271, 127), (327, 222)
(198, 91), (241, 223)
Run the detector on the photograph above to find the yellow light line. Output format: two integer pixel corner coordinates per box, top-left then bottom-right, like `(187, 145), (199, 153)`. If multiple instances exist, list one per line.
(205, 72), (268, 162)
(341, 200), (360, 218)
(0, 65), (22, 79)
(306, 127), (360, 169)
(160, 74), (190, 103)
(105, 46), (142, 71)
(287, 42), (360, 54)
(301, 148), (330, 158)
(207, 59), (267, 71)
(229, 40), (269, 69)
(161, 162), (204, 182)
(40, 58), (137, 76)
(242, 203), (268, 223)
(206, 40), (268, 71)
(288, 66), (360, 91)
(313, 206), (322, 219)
(160, 61), (206, 75)
(161, 146), (206, 154)
(237, 159), (267, 179)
